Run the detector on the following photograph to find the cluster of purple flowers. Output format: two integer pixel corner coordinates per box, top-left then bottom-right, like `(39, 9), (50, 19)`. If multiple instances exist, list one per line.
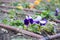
(24, 16), (47, 26)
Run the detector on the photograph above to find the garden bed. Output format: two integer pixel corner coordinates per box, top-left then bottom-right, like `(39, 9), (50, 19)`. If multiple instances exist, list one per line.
(0, 0), (60, 40)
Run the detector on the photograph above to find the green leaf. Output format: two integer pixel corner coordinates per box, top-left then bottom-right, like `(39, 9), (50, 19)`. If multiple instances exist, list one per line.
(8, 10), (16, 15)
(22, 2), (29, 8)
(12, 2), (20, 6)
(9, 20), (24, 26)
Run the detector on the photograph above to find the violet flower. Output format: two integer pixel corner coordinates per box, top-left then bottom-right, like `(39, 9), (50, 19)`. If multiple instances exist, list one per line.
(55, 10), (58, 16)
(33, 16), (42, 24)
(35, 16), (42, 21)
(55, 8), (59, 16)
(40, 19), (47, 26)
(24, 16), (34, 26)
(24, 16), (29, 25)
(24, 19), (29, 25)
(28, 16), (33, 24)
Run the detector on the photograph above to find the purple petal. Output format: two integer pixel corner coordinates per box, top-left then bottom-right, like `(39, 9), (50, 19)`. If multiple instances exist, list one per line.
(56, 8), (59, 12)
(40, 23), (46, 26)
(35, 21), (40, 24)
(55, 10), (58, 16)
(29, 19), (33, 24)
(34, 16), (42, 21)
(24, 19), (29, 25)
(33, 19), (40, 24)
(28, 16), (33, 24)
(55, 8), (59, 16)
(40, 19), (47, 26)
